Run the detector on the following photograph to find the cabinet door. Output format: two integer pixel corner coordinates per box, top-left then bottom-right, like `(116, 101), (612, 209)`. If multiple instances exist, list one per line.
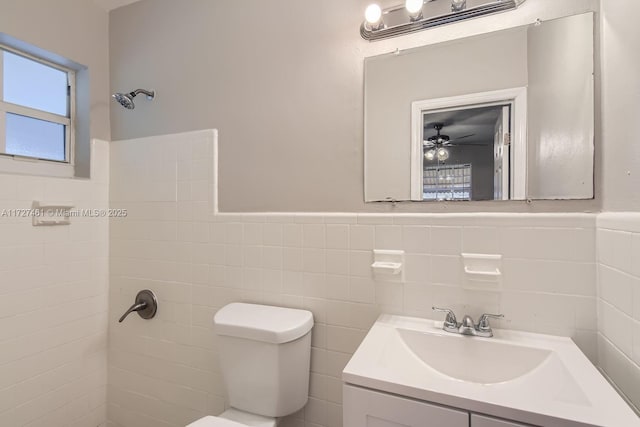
(344, 384), (469, 427)
(471, 414), (528, 427)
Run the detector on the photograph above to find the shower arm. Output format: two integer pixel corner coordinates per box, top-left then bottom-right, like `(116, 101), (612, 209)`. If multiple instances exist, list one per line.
(130, 89), (155, 99)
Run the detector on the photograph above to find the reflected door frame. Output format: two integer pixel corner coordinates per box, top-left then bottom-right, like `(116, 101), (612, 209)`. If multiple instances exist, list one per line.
(494, 105), (511, 200)
(410, 87), (528, 201)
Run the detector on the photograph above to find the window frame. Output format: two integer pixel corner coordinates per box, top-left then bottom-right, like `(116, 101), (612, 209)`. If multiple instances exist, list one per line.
(0, 43), (76, 172)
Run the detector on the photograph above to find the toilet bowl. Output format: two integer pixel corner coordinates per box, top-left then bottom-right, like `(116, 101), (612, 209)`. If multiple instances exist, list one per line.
(186, 303), (314, 427)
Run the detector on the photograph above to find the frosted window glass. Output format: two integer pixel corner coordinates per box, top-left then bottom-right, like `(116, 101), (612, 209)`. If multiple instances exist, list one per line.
(5, 113), (65, 161)
(3, 51), (68, 116)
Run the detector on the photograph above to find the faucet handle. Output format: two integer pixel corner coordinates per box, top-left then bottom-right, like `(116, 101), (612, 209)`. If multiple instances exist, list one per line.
(432, 307), (458, 328)
(477, 313), (504, 331)
(118, 290), (158, 323)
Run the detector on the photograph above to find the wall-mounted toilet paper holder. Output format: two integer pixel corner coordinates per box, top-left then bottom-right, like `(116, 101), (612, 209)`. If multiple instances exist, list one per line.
(119, 289), (158, 323)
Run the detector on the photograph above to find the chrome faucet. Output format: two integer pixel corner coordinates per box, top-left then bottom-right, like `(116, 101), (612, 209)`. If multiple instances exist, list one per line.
(432, 307), (503, 338)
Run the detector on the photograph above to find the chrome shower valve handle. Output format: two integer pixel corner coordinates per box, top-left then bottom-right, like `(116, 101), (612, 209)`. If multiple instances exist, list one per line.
(119, 289), (158, 323)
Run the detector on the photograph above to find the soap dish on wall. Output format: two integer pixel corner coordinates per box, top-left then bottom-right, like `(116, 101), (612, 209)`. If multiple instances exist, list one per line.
(31, 201), (73, 226)
(371, 250), (404, 282)
(461, 253), (502, 282)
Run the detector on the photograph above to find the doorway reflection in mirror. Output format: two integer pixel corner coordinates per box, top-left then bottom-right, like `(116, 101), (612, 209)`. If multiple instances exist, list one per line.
(420, 105), (511, 202)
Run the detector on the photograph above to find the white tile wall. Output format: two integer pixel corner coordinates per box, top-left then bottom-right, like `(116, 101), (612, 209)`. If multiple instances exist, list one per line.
(597, 213), (640, 411)
(107, 131), (598, 427)
(0, 140), (110, 427)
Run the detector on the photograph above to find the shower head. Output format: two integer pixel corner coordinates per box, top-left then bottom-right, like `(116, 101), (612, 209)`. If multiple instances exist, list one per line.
(112, 89), (155, 110)
(112, 92), (135, 109)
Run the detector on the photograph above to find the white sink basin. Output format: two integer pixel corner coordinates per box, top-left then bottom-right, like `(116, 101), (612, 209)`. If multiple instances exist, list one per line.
(343, 314), (640, 427)
(398, 329), (551, 384)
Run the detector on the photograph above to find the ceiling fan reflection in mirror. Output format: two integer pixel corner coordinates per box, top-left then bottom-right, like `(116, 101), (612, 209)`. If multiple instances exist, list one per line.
(423, 123), (475, 148)
(424, 123), (476, 162)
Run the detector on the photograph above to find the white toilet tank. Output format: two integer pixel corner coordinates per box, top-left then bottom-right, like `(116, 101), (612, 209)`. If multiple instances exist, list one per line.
(214, 303), (314, 418)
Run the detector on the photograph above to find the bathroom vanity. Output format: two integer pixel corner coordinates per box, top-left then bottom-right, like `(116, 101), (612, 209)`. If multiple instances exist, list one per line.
(343, 315), (640, 427)
(344, 385), (525, 427)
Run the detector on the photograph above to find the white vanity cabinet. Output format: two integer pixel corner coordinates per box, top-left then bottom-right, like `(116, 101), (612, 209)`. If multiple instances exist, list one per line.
(470, 414), (528, 427)
(344, 385), (469, 427)
(344, 385), (532, 427)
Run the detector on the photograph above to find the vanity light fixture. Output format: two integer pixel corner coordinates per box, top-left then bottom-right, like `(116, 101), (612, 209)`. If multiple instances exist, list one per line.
(405, 0), (424, 20)
(364, 4), (384, 30)
(360, 0), (527, 41)
(451, 0), (467, 12)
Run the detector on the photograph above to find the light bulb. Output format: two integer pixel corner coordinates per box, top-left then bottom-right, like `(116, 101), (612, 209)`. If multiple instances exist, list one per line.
(437, 147), (449, 161)
(425, 149), (436, 161)
(365, 4), (383, 25)
(451, 0), (467, 12)
(405, 0), (423, 16)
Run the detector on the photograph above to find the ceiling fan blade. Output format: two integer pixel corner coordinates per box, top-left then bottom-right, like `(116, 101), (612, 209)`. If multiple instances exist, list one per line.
(449, 143), (491, 147)
(450, 134), (476, 141)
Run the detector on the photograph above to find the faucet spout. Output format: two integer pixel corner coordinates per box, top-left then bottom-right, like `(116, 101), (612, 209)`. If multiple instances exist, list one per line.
(461, 315), (475, 328)
(458, 315), (476, 335)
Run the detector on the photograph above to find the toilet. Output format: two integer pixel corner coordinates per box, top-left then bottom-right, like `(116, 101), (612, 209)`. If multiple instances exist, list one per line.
(187, 303), (314, 427)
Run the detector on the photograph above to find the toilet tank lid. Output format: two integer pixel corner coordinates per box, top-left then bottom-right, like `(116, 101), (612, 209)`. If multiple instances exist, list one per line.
(214, 303), (314, 344)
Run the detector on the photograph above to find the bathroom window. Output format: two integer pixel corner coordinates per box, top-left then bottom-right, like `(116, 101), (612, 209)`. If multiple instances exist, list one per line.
(0, 45), (75, 171)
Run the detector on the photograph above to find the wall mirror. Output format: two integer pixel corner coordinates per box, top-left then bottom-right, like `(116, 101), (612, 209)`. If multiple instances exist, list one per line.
(364, 12), (594, 202)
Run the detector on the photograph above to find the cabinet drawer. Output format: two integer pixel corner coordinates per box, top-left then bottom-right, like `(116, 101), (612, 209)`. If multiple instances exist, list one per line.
(344, 384), (469, 427)
(471, 414), (529, 427)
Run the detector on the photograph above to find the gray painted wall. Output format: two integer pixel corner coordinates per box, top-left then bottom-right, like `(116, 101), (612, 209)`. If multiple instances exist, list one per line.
(109, 0), (600, 212)
(0, 0), (111, 176)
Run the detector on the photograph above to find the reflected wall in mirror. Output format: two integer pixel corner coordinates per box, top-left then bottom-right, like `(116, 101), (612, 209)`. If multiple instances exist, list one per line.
(364, 12), (594, 202)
